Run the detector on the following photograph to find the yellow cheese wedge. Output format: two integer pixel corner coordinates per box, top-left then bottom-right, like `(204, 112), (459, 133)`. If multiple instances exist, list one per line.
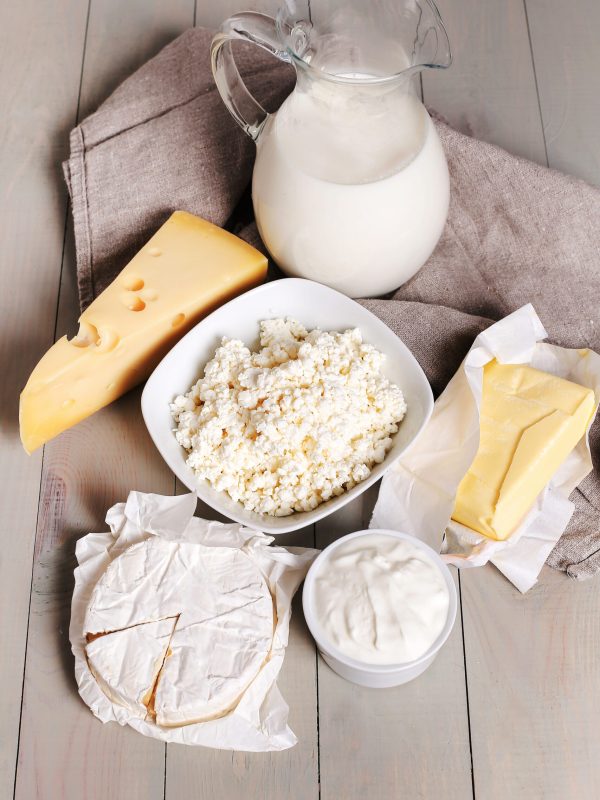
(19, 211), (267, 453)
(452, 360), (595, 541)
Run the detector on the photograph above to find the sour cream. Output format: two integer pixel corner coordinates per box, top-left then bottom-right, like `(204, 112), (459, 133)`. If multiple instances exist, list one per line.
(313, 533), (450, 665)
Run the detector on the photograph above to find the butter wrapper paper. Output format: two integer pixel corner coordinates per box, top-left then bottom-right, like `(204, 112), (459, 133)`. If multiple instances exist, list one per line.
(70, 491), (318, 750)
(371, 304), (600, 593)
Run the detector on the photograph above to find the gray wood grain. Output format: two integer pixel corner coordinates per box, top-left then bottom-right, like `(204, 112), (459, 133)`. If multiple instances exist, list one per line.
(195, 0), (279, 31)
(423, 0), (547, 164)
(14, 1), (193, 798)
(0, 1), (89, 797)
(424, 4), (600, 799)
(526, 0), (600, 184)
(164, 5), (319, 795)
(315, 487), (474, 800)
(462, 565), (600, 799)
(5, 0), (600, 798)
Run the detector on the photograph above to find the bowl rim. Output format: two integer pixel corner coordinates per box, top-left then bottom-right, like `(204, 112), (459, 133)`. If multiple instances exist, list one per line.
(302, 528), (457, 673)
(141, 278), (434, 533)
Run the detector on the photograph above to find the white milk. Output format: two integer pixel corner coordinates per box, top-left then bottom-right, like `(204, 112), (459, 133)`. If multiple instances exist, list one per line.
(252, 79), (449, 297)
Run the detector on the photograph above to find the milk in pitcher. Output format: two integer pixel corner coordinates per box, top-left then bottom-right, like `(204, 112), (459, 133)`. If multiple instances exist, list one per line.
(252, 79), (449, 297)
(211, 1), (452, 297)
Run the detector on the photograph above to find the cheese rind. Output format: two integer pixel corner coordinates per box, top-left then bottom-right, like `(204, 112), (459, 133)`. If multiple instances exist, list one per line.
(85, 617), (177, 718)
(85, 537), (274, 726)
(452, 361), (595, 541)
(19, 211), (268, 452)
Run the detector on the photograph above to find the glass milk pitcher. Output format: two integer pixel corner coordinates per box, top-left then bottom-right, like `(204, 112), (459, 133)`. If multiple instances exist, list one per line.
(211, 0), (451, 297)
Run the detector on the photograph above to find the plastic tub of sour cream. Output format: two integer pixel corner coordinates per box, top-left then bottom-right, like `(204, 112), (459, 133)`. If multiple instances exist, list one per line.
(302, 530), (457, 688)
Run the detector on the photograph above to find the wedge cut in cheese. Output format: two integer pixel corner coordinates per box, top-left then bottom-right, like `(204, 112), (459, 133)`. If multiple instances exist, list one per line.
(84, 537), (275, 727)
(86, 617), (177, 719)
(19, 211), (268, 453)
(452, 360), (595, 541)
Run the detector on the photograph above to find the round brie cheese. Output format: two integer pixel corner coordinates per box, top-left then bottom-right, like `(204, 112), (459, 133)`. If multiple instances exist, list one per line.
(86, 617), (177, 717)
(84, 537), (274, 726)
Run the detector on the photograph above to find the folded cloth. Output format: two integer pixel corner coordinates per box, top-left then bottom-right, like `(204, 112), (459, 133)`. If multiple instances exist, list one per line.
(63, 28), (600, 579)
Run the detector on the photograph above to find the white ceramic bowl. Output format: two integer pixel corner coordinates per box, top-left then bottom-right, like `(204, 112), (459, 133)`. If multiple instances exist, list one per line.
(303, 529), (457, 687)
(141, 278), (433, 533)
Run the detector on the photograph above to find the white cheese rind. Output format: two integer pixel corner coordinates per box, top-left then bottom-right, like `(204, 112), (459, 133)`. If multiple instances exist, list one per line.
(155, 619), (270, 726)
(84, 537), (274, 725)
(86, 617), (177, 717)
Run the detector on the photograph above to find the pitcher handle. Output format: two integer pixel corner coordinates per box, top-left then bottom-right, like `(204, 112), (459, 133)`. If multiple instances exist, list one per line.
(211, 13), (291, 141)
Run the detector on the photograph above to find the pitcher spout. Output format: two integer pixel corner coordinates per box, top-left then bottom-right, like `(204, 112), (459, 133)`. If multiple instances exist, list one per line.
(409, 0), (452, 73)
(277, 0), (451, 84)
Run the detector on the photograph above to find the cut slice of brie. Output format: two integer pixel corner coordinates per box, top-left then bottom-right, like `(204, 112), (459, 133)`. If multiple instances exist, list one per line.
(84, 538), (275, 726)
(86, 617), (177, 718)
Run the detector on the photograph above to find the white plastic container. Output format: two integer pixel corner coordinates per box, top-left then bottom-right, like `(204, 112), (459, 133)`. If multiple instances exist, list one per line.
(302, 529), (457, 687)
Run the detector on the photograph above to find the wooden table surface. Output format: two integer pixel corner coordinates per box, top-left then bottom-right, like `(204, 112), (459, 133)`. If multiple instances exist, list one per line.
(2, 1), (600, 798)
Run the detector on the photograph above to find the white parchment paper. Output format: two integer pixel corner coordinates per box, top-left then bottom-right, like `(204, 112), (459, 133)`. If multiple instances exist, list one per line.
(70, 491), (318, 750)
(371, 305), (600, 593)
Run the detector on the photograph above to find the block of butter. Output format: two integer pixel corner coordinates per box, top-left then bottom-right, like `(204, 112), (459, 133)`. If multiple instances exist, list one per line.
(20, 211), (267, 453)
(452, 360), (595, 541)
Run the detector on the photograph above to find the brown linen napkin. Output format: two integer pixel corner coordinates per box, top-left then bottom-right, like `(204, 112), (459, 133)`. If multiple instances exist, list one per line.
(63, 28), (600, 580)
(63, 29), (295, 308)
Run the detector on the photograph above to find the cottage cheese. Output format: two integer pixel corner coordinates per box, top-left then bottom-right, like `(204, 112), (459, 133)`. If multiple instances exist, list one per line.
(171, 319), (407, 516)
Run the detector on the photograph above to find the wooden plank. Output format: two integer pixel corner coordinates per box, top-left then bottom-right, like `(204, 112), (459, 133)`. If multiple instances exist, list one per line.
(78, 0), (194, 120)
(194, 0), (279, 31)
(14, 2), (194, 798)
(525, 0), (600, 184)
(462, 565), (600, 799)
(315, 487), (474, 800)
(164, 6), (318, 798)
(421, 2), (548, 796)
(423, 3), (600, 799)
(0, 1), (89, 797)
(422, 0), (547, 164)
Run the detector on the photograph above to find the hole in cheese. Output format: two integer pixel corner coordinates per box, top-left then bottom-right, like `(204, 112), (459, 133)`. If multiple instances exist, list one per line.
(121, 293), (146, 312)
(122, 275), (144, 291)
(71, 321), (100, 348)
(140, 288), (158, 302)
(171, 313), (185, 327)
(94, 328), (120, 353)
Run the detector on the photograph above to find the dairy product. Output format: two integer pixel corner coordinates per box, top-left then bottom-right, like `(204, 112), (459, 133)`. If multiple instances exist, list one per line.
(171, 318), (407, 516)
(252, 85), (449, 297)
(84, 537), (274, 726)
(86, 617), (177, 718)
(313, 534), (449, 665)
(19, 211), (267, 453)
(452, 361), (595, 541)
